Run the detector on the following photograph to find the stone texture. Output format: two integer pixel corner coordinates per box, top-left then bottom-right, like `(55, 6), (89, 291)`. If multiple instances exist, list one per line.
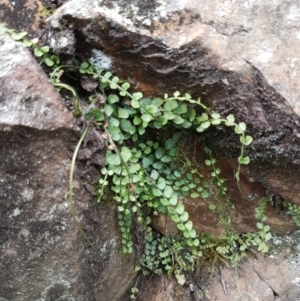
(0, 26), (136, 301)
(0, 25), (73, 131)
(133, 232), (300, 301)
(0, 0), (44, 35)
(205, 232), (300, 301)
(47, 0), (300, 205)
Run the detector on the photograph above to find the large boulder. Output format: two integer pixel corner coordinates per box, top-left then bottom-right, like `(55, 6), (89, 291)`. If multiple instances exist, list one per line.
(0, 25), (135, 301)
(46, 0), (300, 205)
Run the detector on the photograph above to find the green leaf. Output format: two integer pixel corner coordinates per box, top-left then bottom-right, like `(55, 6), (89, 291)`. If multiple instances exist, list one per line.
(201, 121), (211, 129)
(197, 113), (209, 122)
(153, 161), (163, 169)
(31, 37), (39, 44)
(11, 31), (27, 40)
(265, 233), (272, 241)
(40, 46), (50, 53)
(188, 229), (197, 238)
(157, 177), (166, 190)
(164, 186), (173, 198)
(211, 112), (221, 119)
(180, 211), (189, 222)
(177, 223), (185, 231)
(146, 105), (158, 115)
(256, 222), (263, 230)
(169, 194), (178, 206)
(151, 97), (163, 107)
(226, 114), (235, 123)
(120, 119), (132, 132)
(164, 111), (176, 120)
(201, 190), (210, 198)
(34, 47), (44, 57)
(175, 203), (185, 215)
(22, 39), (32, 47)
(155, 147), (166, 159)
(185, 220), (193, 230)
(142, 155), (155, 168)
(238, 156), (250, 165)
(191, 192), (199, 198)
(108, 125), (121, 141)
(150, 170), (159, 180)
(171, 214), (180, 223)
(104, 104), (114, 116)
(122, 82), (130, 90)
(239, 122), (246, 131)
(160, 198), (170, 206)
(175, 274), (186, 285)
(106, 151), (121, 165)
(240, 135), (253, 146)
(132, 92), (143, 100)
(193, 239), (200, 246)
(161, 155), (172, 163)
(211, 119), (221, 125)
(108, 94), (119, 104)
(44, 57), (54, 66)
(138, 125), (146, 135)
(118, 108), (129, 119)
(133, 116), (141, 125)
(109, 116), (119, 127)
(141, 114), (152, 122)
(208, 204), (216, 210)
(174, 103), (188, 114)
(173, 115), (185, 124)
(85, 109), (104, 121)
(120, 146), (132, 162)
(153, 120), (163, 129)
(164, 99), (178, 111)
(184, 108), (196, 122)
(153, 188), (162, 197)
(158, 115), (168, 125)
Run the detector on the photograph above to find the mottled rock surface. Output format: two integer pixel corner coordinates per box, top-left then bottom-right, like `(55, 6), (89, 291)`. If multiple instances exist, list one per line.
(205, 232), (300, 301)
(0, 0), (44, 35)
(0, 25), (72, 130)
(47, 0), (300, 204)
(0, 25), (135, 301)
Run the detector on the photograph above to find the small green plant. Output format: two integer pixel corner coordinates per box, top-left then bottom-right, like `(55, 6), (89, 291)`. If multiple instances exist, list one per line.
(283, 201), (300, 226)
(7, 27), (276, 285)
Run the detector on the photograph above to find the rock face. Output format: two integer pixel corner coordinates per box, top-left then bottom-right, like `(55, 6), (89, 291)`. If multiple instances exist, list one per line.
(205, 232), (300, 301)
(0, 25), (136, 301)
(134, 233), (300, 301)
(47, 0), (300, 205)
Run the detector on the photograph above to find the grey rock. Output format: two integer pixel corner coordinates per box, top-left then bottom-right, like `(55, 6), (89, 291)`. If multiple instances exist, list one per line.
(0, 24), (73, 131)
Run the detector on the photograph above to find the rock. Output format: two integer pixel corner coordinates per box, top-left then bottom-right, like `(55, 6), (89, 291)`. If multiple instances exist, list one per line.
(135, 275), (204, 301)
(0, 25), (136, 301)
(47, 0), (300, 205)
(0, 25), (73, 131)
(133, 233), (300, 301)
(0, 0), (44, 35)
(205, 232), (300, 301)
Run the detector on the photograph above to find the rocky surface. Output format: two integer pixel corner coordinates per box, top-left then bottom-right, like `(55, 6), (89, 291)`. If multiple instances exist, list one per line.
(134, 232), (300, 301)
(0, 0), (44, 35)
(0, 25), (136, 301)
(47, 0), (300, 205)
(2, 1), (300, 301)
(205, 232), (300, 301)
